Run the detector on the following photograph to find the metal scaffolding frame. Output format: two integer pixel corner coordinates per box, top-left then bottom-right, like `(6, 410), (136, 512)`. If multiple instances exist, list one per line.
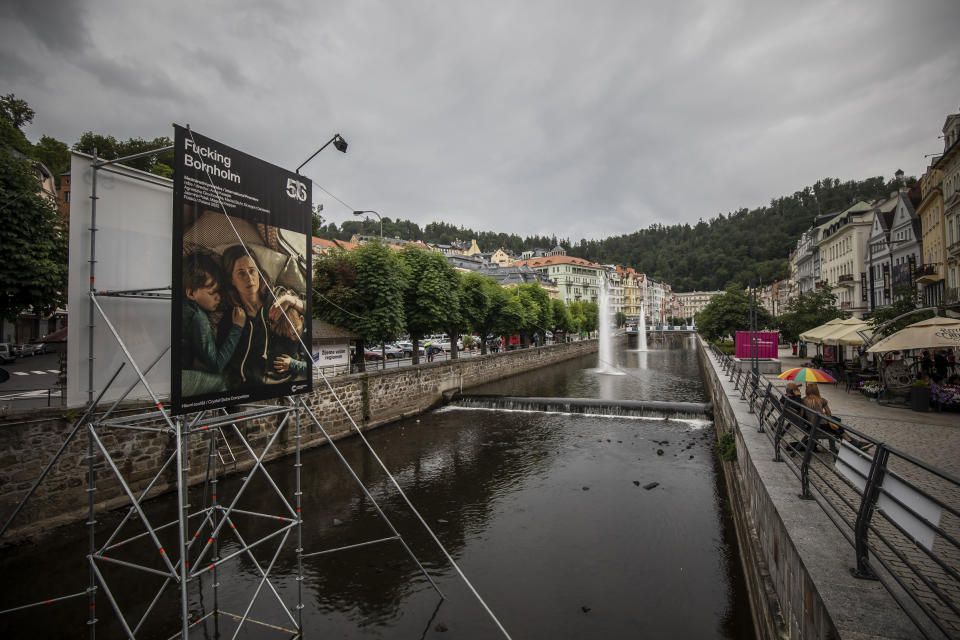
(1, 147), (512, 639)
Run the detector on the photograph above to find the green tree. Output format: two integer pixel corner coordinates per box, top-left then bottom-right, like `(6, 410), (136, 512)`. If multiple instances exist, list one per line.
(549, 298), (573, 341)
(398, 247), (459, 364)
(441, 270), (468, 359)
(518, 283), (553, 344)
(352, 241), (408, 365)
(568, 301), (586, 335)
(468, 276), (510, 354)
(775, 286), (848, 343)
(459, 272), (492, 353)
(696, 285), (774, 342)
(0, 97), (68, 321)
(312, 249), (364, 370)
(73, 132), (174, 177)
(866, 285), (933, 339)
(0, 94), (33, 154)
(312, 243), (406, 371)
(580, 301), (599, 334)
(30, 135), (70, 188)
(311, 204), (326, 238)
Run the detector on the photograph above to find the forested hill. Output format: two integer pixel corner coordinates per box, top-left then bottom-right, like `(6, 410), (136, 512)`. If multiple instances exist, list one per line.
(566, 176), (910, 291)
(317, 175), (910, 290)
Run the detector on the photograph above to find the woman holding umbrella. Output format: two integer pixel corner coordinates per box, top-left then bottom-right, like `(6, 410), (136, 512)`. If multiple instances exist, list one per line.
(801, 383), (870, 450)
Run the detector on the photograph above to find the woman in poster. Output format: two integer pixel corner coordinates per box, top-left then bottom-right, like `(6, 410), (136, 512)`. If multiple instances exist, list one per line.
(219, 244), (309, 388)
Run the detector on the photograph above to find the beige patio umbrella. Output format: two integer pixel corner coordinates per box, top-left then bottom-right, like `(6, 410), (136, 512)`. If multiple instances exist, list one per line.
(866, 316), (960, 353)
(820, 319), (870, 346)
(798, 318), (846, 343)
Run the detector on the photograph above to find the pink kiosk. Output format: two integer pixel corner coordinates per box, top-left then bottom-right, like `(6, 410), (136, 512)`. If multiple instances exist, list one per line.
(734, 330), (782, 373)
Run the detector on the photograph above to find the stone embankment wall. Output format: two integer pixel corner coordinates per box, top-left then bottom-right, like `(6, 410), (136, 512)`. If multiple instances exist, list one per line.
(0, 340), (597, 542)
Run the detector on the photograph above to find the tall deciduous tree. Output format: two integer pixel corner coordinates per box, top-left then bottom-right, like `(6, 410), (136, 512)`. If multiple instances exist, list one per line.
(696, 284), (774, 342)
(31, 136), (70, 188)
(398, 247), (459, 364)
(468, 276), (510, 354)
(549, 298), (573, 341)
(0, 95), (68, 321)
(518, 283), (553, 344)
(775, 286), (848, 343)
(352, 241), (408, 364)
(73, 132), (174, 177)
(459, 272), (492, 353)
(312, 243), (407, 371)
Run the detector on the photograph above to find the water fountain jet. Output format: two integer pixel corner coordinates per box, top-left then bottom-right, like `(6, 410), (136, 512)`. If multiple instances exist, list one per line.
(594, 277), (625, 375)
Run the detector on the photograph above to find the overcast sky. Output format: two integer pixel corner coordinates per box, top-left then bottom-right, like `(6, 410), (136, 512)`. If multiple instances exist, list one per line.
(3, 1), (959, 242)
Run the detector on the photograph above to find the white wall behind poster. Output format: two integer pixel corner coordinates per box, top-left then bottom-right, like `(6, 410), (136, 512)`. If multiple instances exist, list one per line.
(67, 151), (174, 407)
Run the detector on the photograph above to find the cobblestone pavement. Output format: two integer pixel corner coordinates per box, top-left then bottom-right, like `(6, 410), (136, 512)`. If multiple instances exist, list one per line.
(755, 347), (960, 638)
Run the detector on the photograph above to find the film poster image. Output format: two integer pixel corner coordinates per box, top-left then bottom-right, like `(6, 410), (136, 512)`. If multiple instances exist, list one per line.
(171, 125), (312, 414)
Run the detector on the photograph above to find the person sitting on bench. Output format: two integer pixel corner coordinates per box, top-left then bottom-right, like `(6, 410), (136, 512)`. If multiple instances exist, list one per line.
(801, 383), (870, 451)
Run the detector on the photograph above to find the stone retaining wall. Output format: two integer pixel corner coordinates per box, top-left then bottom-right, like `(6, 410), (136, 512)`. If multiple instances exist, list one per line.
(0, 339), (598, 543)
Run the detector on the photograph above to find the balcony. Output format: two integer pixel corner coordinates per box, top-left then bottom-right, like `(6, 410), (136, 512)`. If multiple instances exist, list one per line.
(837, 274), (856, 287)
(815, 280), (828, 289)
(915, 263), (942, 284)
(840, 301), (852, 309)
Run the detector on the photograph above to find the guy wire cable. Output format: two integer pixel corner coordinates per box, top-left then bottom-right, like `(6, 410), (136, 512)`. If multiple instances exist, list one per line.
(187, 128), (513, 640)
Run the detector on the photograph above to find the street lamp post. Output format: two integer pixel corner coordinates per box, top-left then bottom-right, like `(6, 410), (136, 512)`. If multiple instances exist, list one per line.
(353, 210), (383, 240)
(295, 134), (348, 174)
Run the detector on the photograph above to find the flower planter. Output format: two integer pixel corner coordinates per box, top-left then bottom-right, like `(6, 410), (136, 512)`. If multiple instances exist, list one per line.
(911, 387), (931, 412)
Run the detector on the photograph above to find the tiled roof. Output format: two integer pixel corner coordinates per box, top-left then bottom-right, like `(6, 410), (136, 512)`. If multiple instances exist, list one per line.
(507, 255), (603, 269)
(312, 319), (360, 340)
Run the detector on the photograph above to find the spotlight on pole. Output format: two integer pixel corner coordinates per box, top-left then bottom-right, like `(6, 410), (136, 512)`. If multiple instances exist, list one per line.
(296, 133), (348, 174)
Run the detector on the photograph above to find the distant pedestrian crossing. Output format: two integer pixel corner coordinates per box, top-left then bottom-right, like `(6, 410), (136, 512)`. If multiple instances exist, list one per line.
(10, 370), (59, 376)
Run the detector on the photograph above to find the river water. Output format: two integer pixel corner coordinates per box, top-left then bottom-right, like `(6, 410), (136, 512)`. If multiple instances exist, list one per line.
(0, 337), (755, 638)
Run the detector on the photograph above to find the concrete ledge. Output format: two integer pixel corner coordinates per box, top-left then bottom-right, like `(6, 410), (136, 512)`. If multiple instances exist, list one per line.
(697, 338), (917, 640)
(732, 357), (782, 375)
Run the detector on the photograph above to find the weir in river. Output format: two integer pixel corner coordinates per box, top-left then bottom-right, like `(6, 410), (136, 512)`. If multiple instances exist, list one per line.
(0, 339), (754, 639)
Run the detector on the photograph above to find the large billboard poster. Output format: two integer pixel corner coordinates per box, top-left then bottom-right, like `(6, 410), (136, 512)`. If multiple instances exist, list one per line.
(171, 125), (312, 414)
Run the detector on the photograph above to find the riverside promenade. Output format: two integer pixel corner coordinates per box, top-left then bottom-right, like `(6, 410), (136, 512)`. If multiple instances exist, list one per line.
(768, 347), (960, 476)
(699, 340), (924, 640)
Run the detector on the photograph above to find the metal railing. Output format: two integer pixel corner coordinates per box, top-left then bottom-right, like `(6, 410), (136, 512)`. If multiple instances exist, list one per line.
(709, 342), (960, 640)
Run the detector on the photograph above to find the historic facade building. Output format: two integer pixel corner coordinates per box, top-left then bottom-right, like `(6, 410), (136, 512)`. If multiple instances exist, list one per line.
(818, 201), (874, 318)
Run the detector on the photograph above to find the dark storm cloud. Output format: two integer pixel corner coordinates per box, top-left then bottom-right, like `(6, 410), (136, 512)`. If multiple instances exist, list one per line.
(0, 0), (91, 54)
(3, 0), (959, 241)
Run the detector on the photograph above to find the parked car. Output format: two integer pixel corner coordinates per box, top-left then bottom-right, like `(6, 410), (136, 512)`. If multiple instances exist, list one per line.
(30, 342), (47, 355)
(17, 343), (37, 357)
(0, 343), (17, 364)
(363, 348), (384, 361)
(396, 342), (424, 357)
(382, 344), (405, 359)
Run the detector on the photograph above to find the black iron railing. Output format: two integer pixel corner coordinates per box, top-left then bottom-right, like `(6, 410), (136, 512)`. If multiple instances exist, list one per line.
(709, 342), (960, 640)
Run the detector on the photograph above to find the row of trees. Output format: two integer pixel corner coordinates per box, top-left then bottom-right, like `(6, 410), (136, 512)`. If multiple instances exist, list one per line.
(695, 283), (933, 345)
(313, 213), (571, 257)
(696, 285), (852, 344)
(313, 242), (599, 366)
(316, 175), (912, 295)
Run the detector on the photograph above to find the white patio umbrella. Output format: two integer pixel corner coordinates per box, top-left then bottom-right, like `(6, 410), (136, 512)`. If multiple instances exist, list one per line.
(798, 318), (846, 343)
(820, 319), (870, 346)
(866, 317), (960, 353)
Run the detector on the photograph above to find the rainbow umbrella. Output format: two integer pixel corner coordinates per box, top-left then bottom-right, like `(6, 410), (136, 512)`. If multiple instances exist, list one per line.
(777, 367), (837, 383)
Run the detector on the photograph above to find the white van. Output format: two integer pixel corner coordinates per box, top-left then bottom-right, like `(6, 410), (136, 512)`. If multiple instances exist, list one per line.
(0, 343), (17, 364)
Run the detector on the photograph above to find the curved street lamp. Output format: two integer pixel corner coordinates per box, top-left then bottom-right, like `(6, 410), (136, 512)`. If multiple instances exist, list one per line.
(353, 210), (382, 240)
